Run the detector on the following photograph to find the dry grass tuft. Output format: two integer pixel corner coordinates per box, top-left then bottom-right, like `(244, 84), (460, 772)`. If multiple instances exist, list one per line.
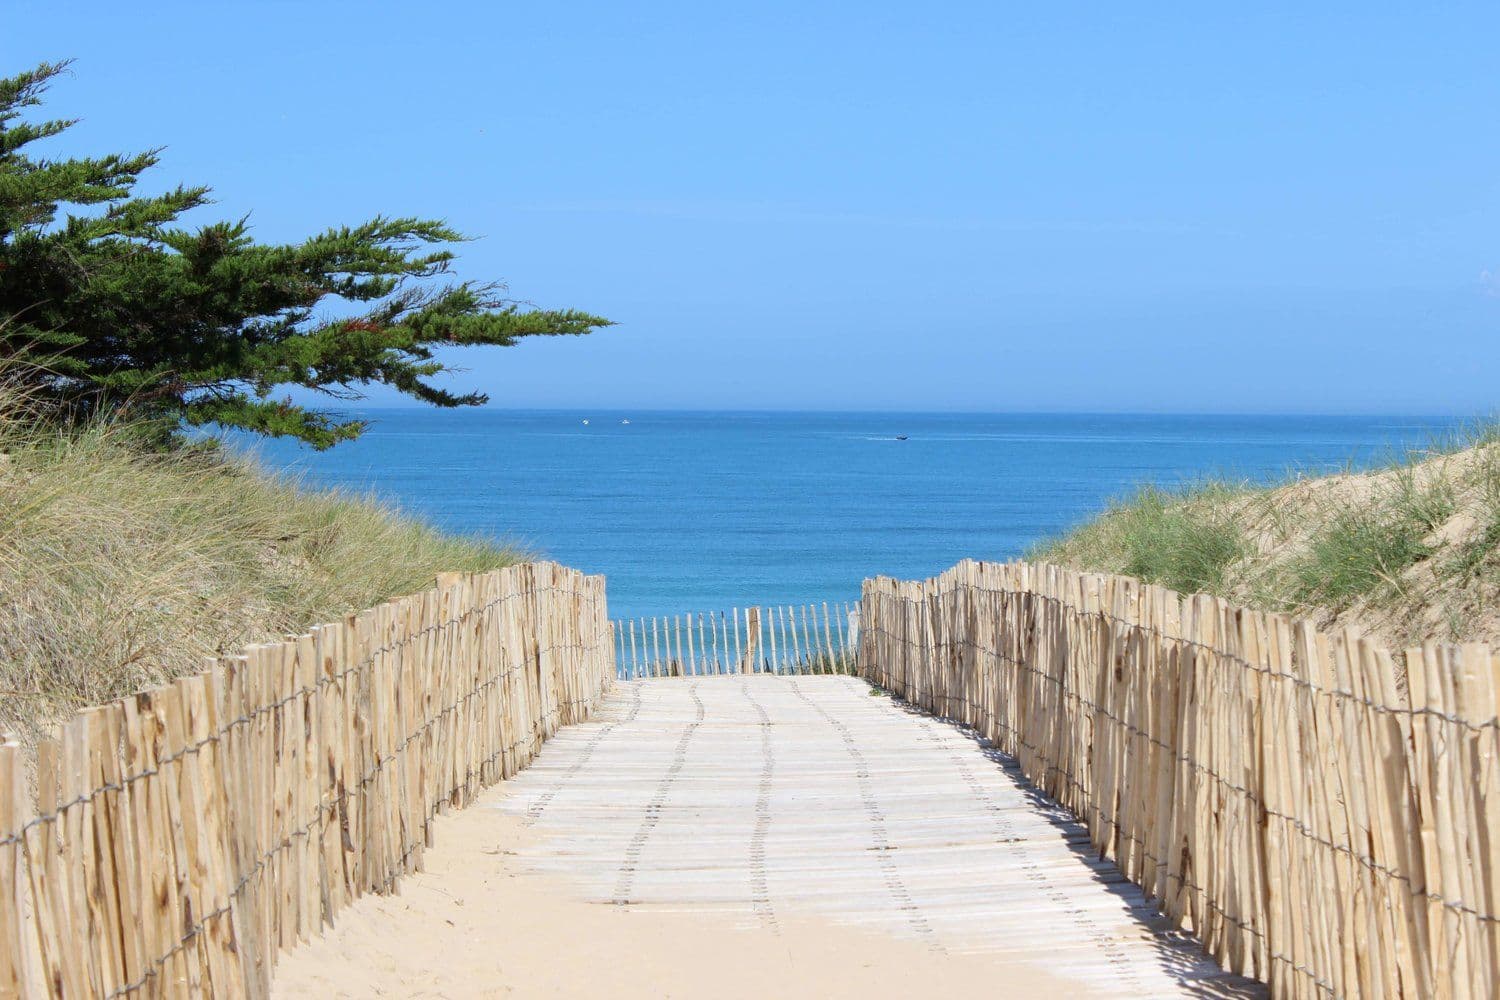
(0, 383), (521, 743)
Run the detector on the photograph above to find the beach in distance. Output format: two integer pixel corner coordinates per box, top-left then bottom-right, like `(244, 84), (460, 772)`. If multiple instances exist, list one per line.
(247, 409), (1463, 621)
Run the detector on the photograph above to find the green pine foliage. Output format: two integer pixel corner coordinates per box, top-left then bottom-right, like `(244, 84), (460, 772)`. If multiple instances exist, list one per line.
(0, 61), (612, 447)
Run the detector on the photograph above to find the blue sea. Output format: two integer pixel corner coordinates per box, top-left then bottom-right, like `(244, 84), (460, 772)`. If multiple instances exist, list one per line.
(243, 411), (1465, 621)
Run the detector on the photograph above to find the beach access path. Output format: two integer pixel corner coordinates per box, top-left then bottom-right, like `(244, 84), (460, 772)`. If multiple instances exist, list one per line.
(272, 675), (1262, 998)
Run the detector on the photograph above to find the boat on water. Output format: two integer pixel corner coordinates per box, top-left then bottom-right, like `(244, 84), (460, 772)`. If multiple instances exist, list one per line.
(895, 435), (908, 441)
(621, 418), (631, 425)
(582, 419), (590, 425)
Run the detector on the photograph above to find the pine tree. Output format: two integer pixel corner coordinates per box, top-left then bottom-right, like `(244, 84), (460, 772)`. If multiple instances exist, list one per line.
(0, 61), (612, 447)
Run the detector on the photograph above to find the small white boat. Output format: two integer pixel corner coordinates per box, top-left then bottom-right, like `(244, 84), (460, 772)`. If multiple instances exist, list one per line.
(582, 419), (590, 425)
(621, 419), (631, 425)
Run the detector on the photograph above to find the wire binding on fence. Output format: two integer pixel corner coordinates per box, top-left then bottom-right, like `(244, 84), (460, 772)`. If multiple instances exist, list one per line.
(857, 559), (1500, 1000)
(0, 562), (614, 1000)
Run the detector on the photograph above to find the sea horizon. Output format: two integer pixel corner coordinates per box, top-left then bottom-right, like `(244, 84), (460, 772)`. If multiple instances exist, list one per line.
(240, 409), (1471, 621)
(310, 404), (1485, 419)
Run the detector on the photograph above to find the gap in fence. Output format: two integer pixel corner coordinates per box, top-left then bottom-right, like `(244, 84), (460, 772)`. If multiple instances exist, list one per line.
(610, 601), (861, 678)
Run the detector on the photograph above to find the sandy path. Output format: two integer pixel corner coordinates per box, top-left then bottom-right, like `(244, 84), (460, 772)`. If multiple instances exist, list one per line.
(274, 676), (1259, 998)
(271, 805), (1068, 998)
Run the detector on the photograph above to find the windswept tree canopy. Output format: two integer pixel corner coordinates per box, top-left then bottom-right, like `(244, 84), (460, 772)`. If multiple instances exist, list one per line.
(0, 61), (612, 447)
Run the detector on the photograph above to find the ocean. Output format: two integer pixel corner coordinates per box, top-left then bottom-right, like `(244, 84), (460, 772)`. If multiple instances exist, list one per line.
(243, 410), (1463, 621)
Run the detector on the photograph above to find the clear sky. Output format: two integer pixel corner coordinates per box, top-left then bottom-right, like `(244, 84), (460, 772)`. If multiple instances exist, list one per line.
(8, 3), (1499, 414)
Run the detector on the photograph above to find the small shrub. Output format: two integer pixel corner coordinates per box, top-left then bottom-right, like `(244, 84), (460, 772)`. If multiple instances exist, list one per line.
(1288, 506), (1430, 610)
(1032, 483), (1247, 596)
(1444, 520), (1500, 584)
(1389, 466), (1456, 532)
(1444, 448), (1500, 585)
(1122, 499), (1246, 595)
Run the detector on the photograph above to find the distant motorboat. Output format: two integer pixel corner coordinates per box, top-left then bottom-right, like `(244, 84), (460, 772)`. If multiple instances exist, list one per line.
(895, 435), (908, 441)
(621, 419), (631, 425)
(582, 419), (590, 425)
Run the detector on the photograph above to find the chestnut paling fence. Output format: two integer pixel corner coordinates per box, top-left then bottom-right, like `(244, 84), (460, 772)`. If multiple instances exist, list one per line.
(0, 562), (613, 999)
(858, 559), (1500, 1000)
(5, 553), (1498, 998)
(611, 601), (859, 677)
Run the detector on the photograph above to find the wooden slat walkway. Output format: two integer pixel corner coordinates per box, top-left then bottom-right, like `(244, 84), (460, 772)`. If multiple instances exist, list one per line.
(491, 675), (1263, 998)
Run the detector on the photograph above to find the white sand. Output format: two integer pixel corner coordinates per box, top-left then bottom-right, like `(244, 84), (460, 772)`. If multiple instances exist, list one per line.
(272, 799), (1073, 999)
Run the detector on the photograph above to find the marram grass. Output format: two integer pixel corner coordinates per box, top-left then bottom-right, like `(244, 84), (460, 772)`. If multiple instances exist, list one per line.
(1030, 422), (1500, 648)
(0, 390), (522, 743)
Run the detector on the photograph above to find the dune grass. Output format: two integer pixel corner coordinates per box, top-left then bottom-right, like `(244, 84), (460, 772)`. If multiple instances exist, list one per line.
(1027, 482), (1251, 597)
(1279, 466), (1455, 612)
(1030, 423), (1500, 647)
(0, 389), (523, 742)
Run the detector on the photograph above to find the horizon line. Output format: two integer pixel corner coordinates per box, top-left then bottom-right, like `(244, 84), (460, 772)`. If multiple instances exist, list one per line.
(317, 405), (1486, 421)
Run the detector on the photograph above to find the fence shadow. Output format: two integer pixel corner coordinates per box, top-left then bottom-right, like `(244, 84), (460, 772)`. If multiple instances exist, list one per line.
(885, 695), (1268, 1000)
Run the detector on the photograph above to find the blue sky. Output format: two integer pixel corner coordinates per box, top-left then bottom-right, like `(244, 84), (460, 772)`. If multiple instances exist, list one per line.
(9, 3), (1499, 414)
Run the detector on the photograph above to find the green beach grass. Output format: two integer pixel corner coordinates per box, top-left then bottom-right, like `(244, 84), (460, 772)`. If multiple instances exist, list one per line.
(1029, 424), (1500, 648)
